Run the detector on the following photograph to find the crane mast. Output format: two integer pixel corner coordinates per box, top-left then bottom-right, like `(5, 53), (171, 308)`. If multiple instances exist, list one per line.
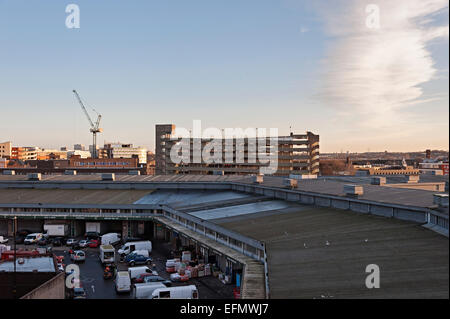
(72, 90), (103, 159)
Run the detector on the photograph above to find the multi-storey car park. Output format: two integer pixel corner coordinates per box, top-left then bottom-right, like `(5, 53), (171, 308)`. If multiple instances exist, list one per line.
(155, 124), (320, 176)
(0, 173), (448, 299)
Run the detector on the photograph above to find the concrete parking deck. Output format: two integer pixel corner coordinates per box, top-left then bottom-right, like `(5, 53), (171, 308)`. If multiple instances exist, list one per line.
(154, 216), (266, 299)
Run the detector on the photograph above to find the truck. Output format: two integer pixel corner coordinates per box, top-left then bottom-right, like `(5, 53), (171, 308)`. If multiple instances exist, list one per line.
(99, 245), (115, 264)
(43, 224), (69, 237)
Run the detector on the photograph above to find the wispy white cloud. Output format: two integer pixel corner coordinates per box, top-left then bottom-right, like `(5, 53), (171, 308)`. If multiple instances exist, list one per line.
(318, 0), (449, 129)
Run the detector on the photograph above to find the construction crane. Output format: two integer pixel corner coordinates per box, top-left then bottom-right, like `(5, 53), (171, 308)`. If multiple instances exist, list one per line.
(72, 90), (103, 159)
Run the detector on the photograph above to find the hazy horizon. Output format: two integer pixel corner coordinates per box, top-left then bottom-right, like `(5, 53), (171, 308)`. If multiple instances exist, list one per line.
(0, 0), (448, 153)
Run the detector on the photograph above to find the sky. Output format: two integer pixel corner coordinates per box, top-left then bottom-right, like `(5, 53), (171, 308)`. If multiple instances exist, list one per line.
(0, 0), (448, 153)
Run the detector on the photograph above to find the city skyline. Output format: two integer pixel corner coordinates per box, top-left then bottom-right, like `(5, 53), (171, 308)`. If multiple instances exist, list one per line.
(0, 0), (448, 153)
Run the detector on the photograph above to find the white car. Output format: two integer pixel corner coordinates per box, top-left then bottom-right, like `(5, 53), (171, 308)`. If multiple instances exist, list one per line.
(70, 250), (86, 262)
(79, 240), (89, 248)
(0, 236), (8, 244)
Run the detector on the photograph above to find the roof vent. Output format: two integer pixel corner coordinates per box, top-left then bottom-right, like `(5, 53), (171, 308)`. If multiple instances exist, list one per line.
(289, 174), (317, 180)
(28, 173), (41, 181)
(102, 173), (115, 181)
(344, 184), (364, 197)
(433, 194), (449, 208)
(283, 178), (298, 189)
(406, 175), (420, 183)
(371, 177), (386, 185)
(253, 174), (264, 184)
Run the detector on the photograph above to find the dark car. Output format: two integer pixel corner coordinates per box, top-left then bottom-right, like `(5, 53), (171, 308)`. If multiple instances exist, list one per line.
(52, 237), (66, 246)
(14, 235), (25, 244)
(137, 274), (171, 286)
(85, 232), (100, 240)
(37, 237), (51, 246)
(16, 229), (32, 237)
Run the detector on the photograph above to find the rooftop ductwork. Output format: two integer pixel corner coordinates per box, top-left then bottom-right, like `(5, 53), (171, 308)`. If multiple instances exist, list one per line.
(371, 177), (386, 185)
(344, 184), (364, 197)
(102, 173), (115, 181)
(28, 173), (42, 181)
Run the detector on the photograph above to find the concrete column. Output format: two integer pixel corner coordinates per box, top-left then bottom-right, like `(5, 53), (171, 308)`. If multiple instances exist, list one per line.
(122, 220), (129, 240)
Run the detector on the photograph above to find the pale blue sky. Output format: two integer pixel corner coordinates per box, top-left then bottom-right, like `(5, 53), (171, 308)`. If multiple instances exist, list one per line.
(0, 0), (448, 152)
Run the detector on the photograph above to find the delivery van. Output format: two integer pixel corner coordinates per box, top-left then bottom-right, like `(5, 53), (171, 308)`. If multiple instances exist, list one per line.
(24, 233), (43, 245)
(151, 285), (199, 299)
(132, 282), (167, 299)
(128, 266), (157, 282)
(101, 233), (121, 246)
(99, 245), (115, 264)
(118, 241), (152, 257)
(114, 271), (131, 293)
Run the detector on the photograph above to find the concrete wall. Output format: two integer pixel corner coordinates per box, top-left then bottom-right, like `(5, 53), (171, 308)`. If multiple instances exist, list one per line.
(21, 272), (65, 299)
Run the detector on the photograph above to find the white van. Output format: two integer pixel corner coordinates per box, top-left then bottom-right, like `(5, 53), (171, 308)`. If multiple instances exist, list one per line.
(128, 266), (157, 282)
(101, 233), (121, 246)
(114, 271), (131, 293)
(99, 245), (115, 264)
(151, 285), (199, 299)
(118, 241), (152, 256)
(127, 249), (149, 258)
(24, 233), (43, 245)
(132, 282), (167, 299)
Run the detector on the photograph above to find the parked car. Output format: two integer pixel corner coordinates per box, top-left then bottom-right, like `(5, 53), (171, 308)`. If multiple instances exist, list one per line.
(57, 263), (65, 272)
(125, 253), (153, 267)
(87, 239), (100, 248)
(70, 250), (86, 262)
(85, 232), (100, 240)
(52, 237), (65, 247)
(135, 274), (171, 286)
(14, 235), (25, 244)
(37, 237), (51, 246)
(66, 238), (78, 246)
(16, 229), (32, 237)
(79, 240), (89, 248)
(24, 233), (43, 245)
(73, 287), (87, 299)
(0, 236), (8, 244)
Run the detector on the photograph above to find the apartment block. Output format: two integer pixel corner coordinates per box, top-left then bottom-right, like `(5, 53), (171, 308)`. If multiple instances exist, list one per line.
(155, 124), (319, 176)
(0, 141), (12, 158)
(102, 143), (147, 164)
(11, 147), (38, 161)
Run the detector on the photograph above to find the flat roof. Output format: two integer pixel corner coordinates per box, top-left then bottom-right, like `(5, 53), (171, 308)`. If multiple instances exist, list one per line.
(0, 189), (154, 205)
(0, 174), (445, 209)
(214, 206), (449, 298)
(0, 256), (56, 273)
